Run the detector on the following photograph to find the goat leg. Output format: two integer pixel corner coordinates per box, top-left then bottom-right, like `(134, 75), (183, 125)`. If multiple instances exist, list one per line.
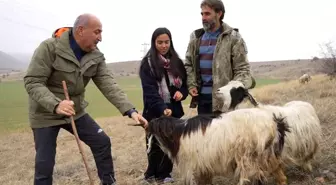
(273, 163), (287, 185)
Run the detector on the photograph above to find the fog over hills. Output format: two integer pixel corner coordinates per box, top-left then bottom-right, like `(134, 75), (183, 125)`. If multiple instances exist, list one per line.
(0, 49), (324, 81)
(0, 51), (29, 73)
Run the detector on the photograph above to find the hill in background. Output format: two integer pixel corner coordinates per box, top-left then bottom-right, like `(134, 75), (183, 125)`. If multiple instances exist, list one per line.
(0, 50), (324, 81)
(8, 52), (32, 65)
(0, 51), (28, 74)
(106, 58), (324, 80)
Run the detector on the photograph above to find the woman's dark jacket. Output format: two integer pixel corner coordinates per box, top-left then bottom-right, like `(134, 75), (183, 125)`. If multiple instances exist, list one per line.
(139, 56), (189, 121)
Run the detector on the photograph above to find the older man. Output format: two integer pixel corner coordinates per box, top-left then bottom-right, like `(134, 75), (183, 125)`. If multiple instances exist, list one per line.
(24, 13), (147, 185)
(185, 0), (256, 116)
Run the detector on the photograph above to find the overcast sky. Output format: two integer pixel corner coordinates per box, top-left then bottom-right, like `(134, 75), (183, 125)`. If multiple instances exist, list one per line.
(0, 0), (335, 63)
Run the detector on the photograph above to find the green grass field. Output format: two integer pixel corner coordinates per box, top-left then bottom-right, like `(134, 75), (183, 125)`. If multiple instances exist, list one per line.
(0, 77), (281, 133)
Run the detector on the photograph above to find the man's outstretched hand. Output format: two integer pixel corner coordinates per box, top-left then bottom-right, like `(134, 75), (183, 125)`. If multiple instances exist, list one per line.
(130, 112), (148, 129)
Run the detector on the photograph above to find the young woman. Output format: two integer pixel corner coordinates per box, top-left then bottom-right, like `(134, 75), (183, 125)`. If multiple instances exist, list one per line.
(139, 27), (189, 183)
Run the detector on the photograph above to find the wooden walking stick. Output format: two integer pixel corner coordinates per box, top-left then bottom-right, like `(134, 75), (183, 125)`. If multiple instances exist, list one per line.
(62, 80), (95, 185)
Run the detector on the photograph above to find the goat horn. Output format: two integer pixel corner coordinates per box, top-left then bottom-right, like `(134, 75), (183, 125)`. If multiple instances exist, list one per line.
(246, 91), (259, 107)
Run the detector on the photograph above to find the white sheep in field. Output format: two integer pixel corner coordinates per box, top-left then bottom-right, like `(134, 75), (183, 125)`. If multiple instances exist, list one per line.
(215, 80), (322, 172)
(132, 109), (290, 185)
(299, 73), (312, 84)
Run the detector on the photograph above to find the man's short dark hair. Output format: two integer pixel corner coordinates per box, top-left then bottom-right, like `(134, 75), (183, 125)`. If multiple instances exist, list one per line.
(201, 0), (225, 21)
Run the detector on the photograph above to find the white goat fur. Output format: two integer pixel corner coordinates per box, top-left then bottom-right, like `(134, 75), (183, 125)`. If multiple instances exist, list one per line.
(148, 109), (289, 185)
(216, 80), (322, 171)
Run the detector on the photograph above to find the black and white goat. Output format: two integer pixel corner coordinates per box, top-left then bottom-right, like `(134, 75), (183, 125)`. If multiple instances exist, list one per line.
(216, 80), (322, 172)
(133, 109), (290, 185)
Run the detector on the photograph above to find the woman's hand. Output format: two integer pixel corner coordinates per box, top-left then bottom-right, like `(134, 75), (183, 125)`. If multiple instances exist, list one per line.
(173, 91), (183, 101)
(163, 108), (172, 116)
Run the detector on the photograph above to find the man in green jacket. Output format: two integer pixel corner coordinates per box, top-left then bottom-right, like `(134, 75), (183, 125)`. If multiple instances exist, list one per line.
(185, 0), (256, 116)
(24, 13), (147, 185)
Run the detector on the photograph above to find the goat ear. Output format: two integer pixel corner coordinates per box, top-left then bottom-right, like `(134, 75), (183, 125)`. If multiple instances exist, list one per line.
(229, 87), (247, 109)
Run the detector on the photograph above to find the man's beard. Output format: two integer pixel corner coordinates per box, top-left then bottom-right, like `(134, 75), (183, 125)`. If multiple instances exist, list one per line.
(202, 20), (216, 32)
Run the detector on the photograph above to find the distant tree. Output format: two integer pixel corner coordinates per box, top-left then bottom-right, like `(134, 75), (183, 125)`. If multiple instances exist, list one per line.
(319, 41), (336, 78)
(312, 56), (319, 61)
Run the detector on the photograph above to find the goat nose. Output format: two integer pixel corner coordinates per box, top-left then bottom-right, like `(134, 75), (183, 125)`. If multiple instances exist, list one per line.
(217, 89), (220, 92)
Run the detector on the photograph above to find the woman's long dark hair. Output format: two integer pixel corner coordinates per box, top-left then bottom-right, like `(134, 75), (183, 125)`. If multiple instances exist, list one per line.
(139, 27), (187, 82)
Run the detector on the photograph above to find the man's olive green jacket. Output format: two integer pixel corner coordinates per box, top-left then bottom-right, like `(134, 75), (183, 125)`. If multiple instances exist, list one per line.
(185, 22), (256, 112)
(24, 29), (135, 128)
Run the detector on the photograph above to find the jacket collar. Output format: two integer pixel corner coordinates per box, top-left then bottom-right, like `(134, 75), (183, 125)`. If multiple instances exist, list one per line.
(194, 22), (235, 39)
(69, 31), (87, 61)
(55, 28), (104, 67)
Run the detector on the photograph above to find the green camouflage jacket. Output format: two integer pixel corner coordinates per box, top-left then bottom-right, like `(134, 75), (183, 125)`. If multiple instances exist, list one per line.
(185, 22), (256, 112)
(24, 28), (135, 128)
